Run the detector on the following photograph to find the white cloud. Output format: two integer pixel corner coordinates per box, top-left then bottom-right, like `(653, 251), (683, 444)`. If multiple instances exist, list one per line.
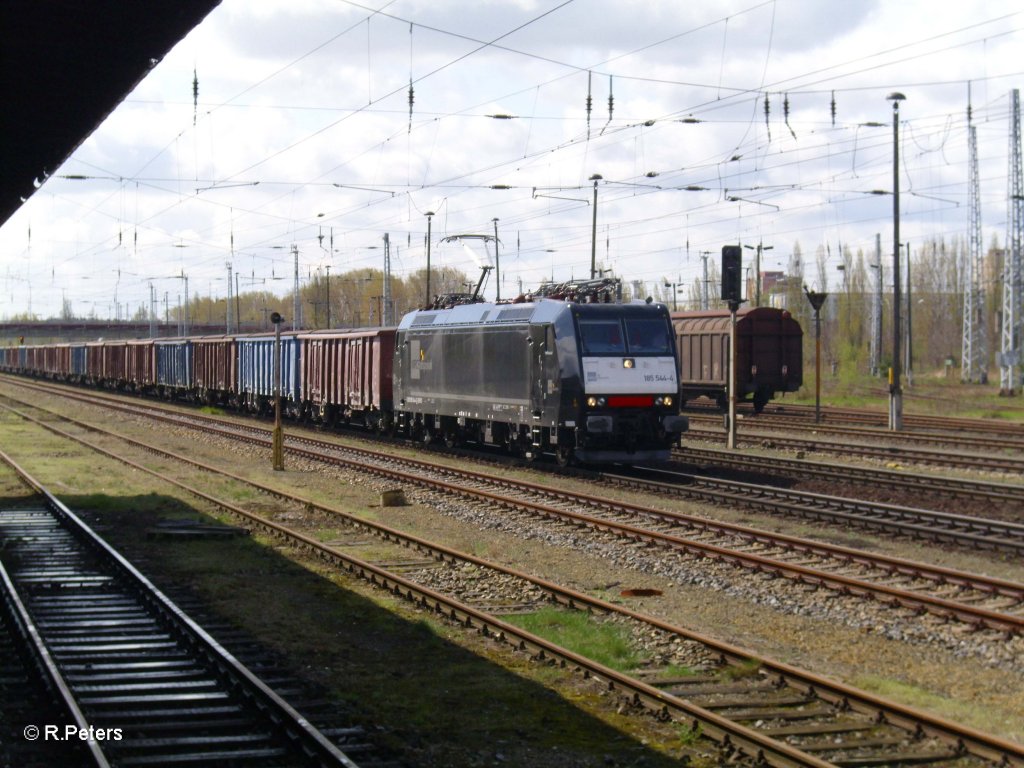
(3, 0), (1023, 317)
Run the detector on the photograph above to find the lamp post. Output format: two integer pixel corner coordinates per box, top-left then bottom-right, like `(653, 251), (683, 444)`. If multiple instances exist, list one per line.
(887, 91), (906, 431)
(743, 242), (773, 307)
(589, 174), (602, 278)
(270, 311), (284, 471)
(664, 280), (681, 311)
(424, 211), (435, 308)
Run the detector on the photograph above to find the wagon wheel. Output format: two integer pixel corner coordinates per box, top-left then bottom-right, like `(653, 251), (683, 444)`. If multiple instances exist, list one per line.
(444, 431), (461, 449)
(752, 389), (769, 414)
(376, 415), (396, 437)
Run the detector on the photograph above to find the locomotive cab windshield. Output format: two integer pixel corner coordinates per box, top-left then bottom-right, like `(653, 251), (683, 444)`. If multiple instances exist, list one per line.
(578, 317), (673, 356)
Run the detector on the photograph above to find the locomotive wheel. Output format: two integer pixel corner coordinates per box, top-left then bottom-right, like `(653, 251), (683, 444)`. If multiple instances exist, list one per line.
(555, 445), (573, 467)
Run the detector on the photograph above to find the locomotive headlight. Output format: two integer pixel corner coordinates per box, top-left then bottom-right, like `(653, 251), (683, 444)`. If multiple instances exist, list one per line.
(622, 358), (634, 369)
(662, 395), (673, 407)
(587, 396), (597, 407)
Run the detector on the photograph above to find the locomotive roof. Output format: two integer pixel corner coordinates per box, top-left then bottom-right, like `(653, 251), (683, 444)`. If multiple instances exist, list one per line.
(398, 298), (670, 330)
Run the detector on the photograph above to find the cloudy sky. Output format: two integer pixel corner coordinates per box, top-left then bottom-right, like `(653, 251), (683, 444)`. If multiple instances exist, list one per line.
(2, 0), (1022, 319)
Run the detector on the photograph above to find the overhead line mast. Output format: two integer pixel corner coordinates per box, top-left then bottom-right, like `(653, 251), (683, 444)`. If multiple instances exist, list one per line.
(962, 86), (987, 384)
(1001, 88), (1023, 395)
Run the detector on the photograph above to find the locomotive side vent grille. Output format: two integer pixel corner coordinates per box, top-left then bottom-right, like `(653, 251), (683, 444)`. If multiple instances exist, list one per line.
(496, 307), (535, 322)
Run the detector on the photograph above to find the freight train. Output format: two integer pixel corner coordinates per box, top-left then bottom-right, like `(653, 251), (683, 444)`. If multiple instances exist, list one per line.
(2, 290), (688, 465)
(670, 306), (803, 413)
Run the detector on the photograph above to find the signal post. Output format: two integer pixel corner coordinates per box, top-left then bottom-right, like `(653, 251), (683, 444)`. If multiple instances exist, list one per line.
(271, 311), (285, 471)
(721, 246), (744, 450)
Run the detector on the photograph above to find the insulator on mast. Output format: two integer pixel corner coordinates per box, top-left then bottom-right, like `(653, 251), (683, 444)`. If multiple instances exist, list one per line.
(784, 93), (796, 140)
(585, 71), (593, 138)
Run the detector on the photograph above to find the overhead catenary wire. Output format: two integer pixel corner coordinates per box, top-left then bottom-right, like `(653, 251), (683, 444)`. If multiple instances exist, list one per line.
(4, 2), (1022, 317)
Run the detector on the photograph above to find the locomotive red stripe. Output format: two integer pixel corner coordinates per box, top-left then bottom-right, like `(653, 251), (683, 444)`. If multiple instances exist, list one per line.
(607, 395), (654, 407)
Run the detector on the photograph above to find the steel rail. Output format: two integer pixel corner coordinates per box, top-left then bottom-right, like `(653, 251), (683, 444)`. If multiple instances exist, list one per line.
(0, 448), (361, 768)
(685, 399), (1024, 441)
(0, 558), (110, 767)
(3, 395), (1021, 637)
(673, 445), (1024, 507)
(744, 401), (1024, 438)
(0, 409), (833, 767)
(5, 374), (1022, 474)
(3, 401), (1022, 766)
(4, 381), (1021, 555)
(686, 423), (1024, 473)
(618, 465), (1024, 555)
(686, 414), (1024, 456)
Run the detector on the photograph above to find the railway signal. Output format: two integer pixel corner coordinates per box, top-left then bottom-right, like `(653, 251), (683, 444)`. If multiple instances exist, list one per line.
(804, 287), (829, 424)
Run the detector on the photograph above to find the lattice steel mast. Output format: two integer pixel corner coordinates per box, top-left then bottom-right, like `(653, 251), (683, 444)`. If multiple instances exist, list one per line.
(1001, 89), (1023, 394)
(962, 99), (987, 382)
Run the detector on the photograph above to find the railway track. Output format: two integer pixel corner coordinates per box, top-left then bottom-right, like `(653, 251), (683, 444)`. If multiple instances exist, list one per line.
(672, 444), (1024, 514)
(1, 565), (96, 767)
(2, 392), (1021, 766)
(686, 420), (1024, 473)
(0, 450), (362, 768)
(3, 389), (1022, 638)
(750, 401), (1024, 439)
(685, 399), (1024, 441)
(4, 377), (1022, 554)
